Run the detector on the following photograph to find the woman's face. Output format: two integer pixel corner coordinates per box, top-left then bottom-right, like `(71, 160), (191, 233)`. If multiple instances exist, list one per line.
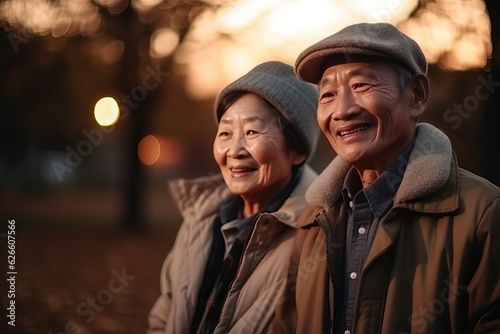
(213, 93), (305, 208)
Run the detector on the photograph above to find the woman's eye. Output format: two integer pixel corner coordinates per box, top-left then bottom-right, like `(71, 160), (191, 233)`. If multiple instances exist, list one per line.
(218, 131), (229, 137)
(247, 130), (258, 135)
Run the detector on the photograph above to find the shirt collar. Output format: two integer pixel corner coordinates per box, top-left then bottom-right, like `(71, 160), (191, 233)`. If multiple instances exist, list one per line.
(342, 141), (415, 218)
(218, 167), (303, 225)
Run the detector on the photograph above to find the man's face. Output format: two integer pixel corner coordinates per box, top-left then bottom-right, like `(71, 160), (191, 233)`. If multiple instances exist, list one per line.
(317, 61), (422, 171)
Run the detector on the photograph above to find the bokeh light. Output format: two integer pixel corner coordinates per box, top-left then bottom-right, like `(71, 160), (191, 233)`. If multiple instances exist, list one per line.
(138, 135), (161, 166)
(0, 0), (491, 96)
(174, 0), (490, 99)
(175, 0), (420, 99)
(94, 97), (120, 126)
(0, 0), (101, 36)
(150, 28), (180, 58)
(137, 135), (187, 167)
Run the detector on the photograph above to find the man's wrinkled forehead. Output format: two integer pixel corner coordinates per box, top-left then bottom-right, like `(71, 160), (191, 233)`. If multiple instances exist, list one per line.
(317, 55), (400, 88)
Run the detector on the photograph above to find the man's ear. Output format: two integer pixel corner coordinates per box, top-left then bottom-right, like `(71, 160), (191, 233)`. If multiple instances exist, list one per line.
(409, 73), (430, 118)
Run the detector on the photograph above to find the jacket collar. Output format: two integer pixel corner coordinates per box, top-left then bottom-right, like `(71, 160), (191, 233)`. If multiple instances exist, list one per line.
(305, 123), (456, 212)
(168, 165), (317, 228)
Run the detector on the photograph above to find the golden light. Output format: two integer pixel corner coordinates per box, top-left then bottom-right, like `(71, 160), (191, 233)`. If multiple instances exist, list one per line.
(0, 0), (492, 104)
(51, 17), (72, 38)
(177, 0), (420, 99)
(352, 0), (419, 23)
(132, 0), (165, 12)
(0, 0), (101, 36)
(138, 135), (161, 166)
(101, 40), (125, 64)
(441, 34), (490, 71)
(155, 137), (186, 168)
(94, 97), (120, 127)
(175, 0), (490, 100)
(94, 0), (128, 14)
(150, 28), (180, 59)
(138, 135), (186, 167)
(399, 0), (491, 69)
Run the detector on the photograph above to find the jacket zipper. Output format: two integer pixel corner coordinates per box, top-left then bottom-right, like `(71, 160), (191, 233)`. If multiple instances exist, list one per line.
(316, 211), (335, 334)
(213, 213), (266, 333)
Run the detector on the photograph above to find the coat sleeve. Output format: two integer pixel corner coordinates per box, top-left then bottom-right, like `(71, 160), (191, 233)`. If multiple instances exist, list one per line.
(469, 197), (500, 333)
(272, 207), (331, 334)
(272, 206), (318, 333)
(147, 220), (191, 334)
(147, 251), (175, 333)
(271, 236), (299, 334)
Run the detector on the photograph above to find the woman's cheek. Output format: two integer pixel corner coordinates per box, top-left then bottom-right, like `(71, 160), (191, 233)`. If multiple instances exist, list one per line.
(251, 142), (281, 164)
(213, 139), (228, 164)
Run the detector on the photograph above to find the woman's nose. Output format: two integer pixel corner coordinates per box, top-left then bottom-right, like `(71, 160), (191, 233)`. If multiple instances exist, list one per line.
(227, 136), (247, 158)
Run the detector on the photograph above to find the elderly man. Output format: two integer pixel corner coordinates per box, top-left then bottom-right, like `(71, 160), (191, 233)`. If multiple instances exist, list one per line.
(273, 22), (500, 334)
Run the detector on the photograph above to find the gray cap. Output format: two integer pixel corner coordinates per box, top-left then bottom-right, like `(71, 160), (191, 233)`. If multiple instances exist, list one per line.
(215, 61), (319, 157)
(295, 22), (428, 84)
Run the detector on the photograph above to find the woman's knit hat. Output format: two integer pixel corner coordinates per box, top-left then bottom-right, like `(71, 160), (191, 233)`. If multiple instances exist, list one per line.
(214, 61), (319, 157)
(295, 22), (428, 84)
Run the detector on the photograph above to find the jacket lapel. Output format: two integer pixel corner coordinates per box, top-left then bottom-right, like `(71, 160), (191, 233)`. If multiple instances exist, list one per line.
(362, 210), (401, 271)
(306, 123), (458, 271)
(306, 123), (455, 212)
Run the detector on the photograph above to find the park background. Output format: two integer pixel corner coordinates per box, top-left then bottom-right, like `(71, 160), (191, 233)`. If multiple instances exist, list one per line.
(0, 0), (499, 333)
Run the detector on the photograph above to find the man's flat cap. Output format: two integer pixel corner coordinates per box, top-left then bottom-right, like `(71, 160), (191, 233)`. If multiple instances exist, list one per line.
(295, 22), (428, 84)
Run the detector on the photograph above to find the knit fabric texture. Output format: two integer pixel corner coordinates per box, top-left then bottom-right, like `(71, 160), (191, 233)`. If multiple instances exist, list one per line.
(295, 22), (428, 84)
(214, 61), (319, 157)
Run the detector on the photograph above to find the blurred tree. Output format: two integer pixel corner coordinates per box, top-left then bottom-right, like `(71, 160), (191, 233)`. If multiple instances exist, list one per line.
(482, 0), (500, 186)
(0, 0), (497, 231)
(94, 1), (219, 230)
(0, 0), (219, 229)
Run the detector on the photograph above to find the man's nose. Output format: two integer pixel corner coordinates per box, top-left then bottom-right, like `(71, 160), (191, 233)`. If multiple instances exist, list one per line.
(333, 89), (361, 120)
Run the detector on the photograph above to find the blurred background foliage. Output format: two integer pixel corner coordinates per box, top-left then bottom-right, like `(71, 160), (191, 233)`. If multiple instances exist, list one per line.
(0, 1), (499, 333)
(0, 0), (499, 229)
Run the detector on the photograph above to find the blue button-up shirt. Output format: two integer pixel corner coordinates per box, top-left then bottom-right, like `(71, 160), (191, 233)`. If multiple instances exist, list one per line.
(341, 143), (413, 332)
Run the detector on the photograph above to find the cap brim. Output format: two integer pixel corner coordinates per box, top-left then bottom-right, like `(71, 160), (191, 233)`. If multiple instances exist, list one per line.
(296, 47), (391, 84)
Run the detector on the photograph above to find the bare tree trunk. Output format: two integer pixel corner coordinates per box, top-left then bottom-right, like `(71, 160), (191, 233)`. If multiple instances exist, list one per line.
(481, 0), (500, 186)
(114, 5), (151, 230)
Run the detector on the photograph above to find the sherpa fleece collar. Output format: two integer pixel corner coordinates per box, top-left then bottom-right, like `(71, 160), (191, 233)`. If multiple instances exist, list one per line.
(169, 165), (317, 228)
(305, 123), (453, 210)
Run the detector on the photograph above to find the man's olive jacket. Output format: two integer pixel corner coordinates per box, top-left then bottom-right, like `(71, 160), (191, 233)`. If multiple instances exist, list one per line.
(274, 123), (500, 334)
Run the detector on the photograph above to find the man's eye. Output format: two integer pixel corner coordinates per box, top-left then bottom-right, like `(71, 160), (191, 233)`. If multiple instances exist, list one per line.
(218, 131), (229, 137)
(247, 130), (258, 135)
(353, 83), (367, 89)
(319, 92), (335, 101)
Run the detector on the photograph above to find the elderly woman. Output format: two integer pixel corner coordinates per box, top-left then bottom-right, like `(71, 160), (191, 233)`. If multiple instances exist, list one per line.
(148, 61), (319, 333)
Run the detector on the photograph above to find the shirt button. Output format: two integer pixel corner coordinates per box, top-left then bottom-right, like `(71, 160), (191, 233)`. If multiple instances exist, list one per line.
(344, 330), (351, 334)
(358, 226), (366, 235)
(350, 272), (357, 280)
(349, 201), (353, 209)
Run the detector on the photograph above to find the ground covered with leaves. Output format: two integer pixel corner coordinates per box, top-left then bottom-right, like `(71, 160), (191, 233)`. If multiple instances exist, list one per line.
(1, 223), (176, 334)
